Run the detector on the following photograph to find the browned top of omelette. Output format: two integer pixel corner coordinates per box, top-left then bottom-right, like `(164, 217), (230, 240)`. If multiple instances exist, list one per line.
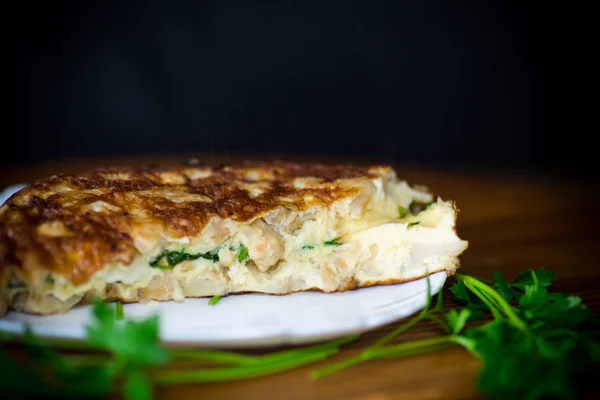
(0, 161), (391, 285)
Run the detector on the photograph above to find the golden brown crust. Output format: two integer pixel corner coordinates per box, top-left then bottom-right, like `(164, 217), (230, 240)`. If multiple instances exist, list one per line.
(0, 161), (391, 286)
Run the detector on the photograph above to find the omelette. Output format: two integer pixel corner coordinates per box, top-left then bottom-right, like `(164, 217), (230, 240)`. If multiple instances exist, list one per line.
(0, 161), (468, 316)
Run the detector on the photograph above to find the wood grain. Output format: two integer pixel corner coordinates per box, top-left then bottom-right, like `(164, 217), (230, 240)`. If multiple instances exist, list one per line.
(1, 154), (599, 400)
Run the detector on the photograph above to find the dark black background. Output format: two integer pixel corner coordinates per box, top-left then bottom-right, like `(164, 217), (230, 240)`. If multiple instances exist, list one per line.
(5, 1), (594, 177)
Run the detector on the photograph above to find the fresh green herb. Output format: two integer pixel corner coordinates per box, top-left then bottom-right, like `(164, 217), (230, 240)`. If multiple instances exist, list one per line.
(123, 370), (152, 400)
(449, 280), (486, 322)
(45, 274), (55, 284)
(237, 245), (249, 263)
(0, 302), (359, 399)
(0, 301), (168, 399)
(85, 300), (169, 367)
(511, 268), (555, 290)
(324, 240), (341, 247)
(302, 245), (315, 250)
(153, 335), (359, 385)
(208, 296), (222, 306)
(312, 269), (600, 400)
(115, 301), (124, 320)
(398, 206), (409, 218)
(0, 331), (114, 398)
(149, 249), (219, 269)
(423, 201), (435, 210)
(408, 221), (420, 227)
(450, 268), (557, 318)
(1, 268), (597, 400)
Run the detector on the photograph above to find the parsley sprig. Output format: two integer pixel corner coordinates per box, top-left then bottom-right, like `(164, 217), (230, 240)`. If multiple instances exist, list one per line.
(1, 269), (597, 400)
(312, 269), (600, 400)
(0, 302), (358, 399)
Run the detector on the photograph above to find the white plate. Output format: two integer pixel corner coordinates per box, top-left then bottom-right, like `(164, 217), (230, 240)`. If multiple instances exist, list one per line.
(0, 184), (445, 348)
(0, 274), (445, 348)
(0, 183), (26, 204)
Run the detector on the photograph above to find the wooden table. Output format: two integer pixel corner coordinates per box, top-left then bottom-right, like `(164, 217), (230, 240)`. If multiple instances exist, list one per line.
(1, 154), (599, 400)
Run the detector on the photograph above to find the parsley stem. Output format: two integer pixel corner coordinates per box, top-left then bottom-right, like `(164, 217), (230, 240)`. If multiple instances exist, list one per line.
(370, 309), (426, 350)
(309, 353), (366, 380)
(456, 274), (529, 333)
(434, 286), (444, 313)
(368, 335), (456, 358)
(158, 336), (359, 384)
(426, 314), (449, 332)
(167, 335), (359, 367)
(366, 338), (457, 360)
(115, 301), (123, 320)
(208, 295), (221, 306)
(168, 349), (259, 366)
(154, 349), (337, 385)
(452, 335), (478, 356)
(310, 278), (439, 381)
(256, 335), (360, 364)
(369, 275), (433, 350)
(311, 336), (458, 380)
(463, 281), (503, 320)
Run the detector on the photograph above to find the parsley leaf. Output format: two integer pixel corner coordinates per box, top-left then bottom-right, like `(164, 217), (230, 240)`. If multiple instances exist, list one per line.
(449, 279), (470, 303)
(86, 302), (168, 368)
(467, 320), (577, 400)
(314, 269), (600, 400)
(1, 332), (114, 398)
(237, 244), (249, 263)
(1, 300), (359, 399)
(149, 249), (219, 269)
(450, 271), (599, 400)
(511, 268), (555, 290)
(398, 206), (409, 218)
(465, 305), (485, 322)
(324, 240), (341, 246)
(527, 292), (589, 327)
(518, 284), (549, 313)
(449, 280), (488, 321)
(492, 271), (518, 302)
(444, 308), (471, 334)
